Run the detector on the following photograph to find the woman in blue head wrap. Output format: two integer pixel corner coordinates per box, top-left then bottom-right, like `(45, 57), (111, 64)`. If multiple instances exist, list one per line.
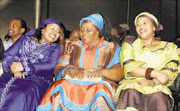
(0, 18), (61, 111)
(37, 14), (123, 111)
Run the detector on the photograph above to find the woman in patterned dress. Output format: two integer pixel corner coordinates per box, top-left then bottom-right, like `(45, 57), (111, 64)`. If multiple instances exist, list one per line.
(0, 18), (61, 111)
(37, 13), (124, 111)
(115, 12), (179, 111)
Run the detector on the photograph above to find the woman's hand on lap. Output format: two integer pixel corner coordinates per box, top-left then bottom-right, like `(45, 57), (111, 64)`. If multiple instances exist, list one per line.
(137, 79), (154, 86)
(11, 62), (24, 73)
(66, 68), (84, 80)
(13, 71), (25, 78)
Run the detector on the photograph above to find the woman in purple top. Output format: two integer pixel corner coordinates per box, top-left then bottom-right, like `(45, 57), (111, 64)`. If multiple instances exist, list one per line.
(0, 18), (61, 111)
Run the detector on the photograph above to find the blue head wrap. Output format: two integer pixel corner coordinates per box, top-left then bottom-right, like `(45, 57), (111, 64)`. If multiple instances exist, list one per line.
(25, 18), (61, 37)
(79, 14), (103, 31)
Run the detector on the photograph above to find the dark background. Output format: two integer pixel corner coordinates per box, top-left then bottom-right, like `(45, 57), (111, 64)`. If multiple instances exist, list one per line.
(0, 0), (179, 41)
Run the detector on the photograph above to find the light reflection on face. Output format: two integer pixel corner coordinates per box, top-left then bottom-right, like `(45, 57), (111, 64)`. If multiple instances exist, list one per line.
(136, 17), (155, 40)
(41, 23), (60, 44)
(79, 21), (99, 46)
(8, 19), (24, 37)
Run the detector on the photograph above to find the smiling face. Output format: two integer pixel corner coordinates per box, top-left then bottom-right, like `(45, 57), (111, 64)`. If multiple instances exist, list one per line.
(79, 21), (100, 46)
(136, 17), (156, 40)
(41, 23), (61, 44)
(8, 19), (24, 38)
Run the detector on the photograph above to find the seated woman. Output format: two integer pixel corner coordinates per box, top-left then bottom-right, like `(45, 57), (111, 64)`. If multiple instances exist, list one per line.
(0, 18), (61, 111)
(37, 13), (124, 111)
(115, 12), (179, 111)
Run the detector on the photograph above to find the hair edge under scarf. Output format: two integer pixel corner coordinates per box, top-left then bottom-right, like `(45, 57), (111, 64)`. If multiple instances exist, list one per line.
(134, 12), (163, 31)
(79, 13), (104, 31)
(25, 18), (61, 37)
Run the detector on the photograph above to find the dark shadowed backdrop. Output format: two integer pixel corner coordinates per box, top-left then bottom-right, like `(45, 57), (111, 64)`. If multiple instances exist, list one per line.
(0, 0), (179, 41)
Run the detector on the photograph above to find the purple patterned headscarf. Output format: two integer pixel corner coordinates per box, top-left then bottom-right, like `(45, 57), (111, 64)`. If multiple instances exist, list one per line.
(39, 18), (60, 28)
(25, 18), (61, 37)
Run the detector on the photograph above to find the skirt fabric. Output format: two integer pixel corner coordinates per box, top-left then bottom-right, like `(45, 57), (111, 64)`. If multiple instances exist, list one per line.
(115, 88), (172, 111)
(37, 79), (115, 111)
(0, 73), (51, 111)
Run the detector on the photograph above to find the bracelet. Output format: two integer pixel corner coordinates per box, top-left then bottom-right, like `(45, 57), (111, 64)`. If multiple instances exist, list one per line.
(145, 68), (153, 79)
(152, 79), (156, 86)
